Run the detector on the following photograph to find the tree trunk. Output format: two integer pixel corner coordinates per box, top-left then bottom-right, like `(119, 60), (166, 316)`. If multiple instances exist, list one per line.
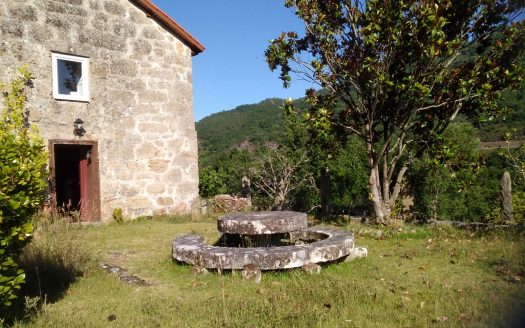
(272, 179), (286, 211)
(369, 166), (387, 223)
(430, 198), (438, 221)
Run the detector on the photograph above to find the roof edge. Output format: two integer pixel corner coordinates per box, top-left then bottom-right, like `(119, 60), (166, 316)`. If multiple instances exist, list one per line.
(131, 0), (205, 56)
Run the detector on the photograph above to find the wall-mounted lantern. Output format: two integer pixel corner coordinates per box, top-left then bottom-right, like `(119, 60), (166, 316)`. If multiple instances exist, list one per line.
(73, 118), (86, 137)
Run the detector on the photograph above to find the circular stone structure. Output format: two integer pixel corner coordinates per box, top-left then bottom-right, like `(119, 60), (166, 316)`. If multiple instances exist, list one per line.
(172, 227), (355, 270)
(172, 211), (363, 272)
(218, 211), (307, 235)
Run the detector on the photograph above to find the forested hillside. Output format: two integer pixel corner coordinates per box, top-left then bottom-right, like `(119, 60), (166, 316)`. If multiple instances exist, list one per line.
(195, 99), (284, 164)
(196, 85), (525, 163)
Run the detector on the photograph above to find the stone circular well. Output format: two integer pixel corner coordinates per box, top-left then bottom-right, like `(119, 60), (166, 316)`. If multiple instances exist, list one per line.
(172, 227), (355, 270)
(217, 211), (307, 235)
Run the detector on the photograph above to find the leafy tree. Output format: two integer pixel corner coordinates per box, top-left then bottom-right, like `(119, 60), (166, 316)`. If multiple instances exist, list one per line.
(328, 137), (369, 215)
(0, 67), (48, 313)
(409, 123), (498, 221)
(200, 149), (255, 197)
(266, 0), (525, 222)
(198, 166), (228, 198)
(279, 98), (335, 214)
(503, 134), (525, 185)
(478, 57), (525, 141)
(250, 145), (315, 210)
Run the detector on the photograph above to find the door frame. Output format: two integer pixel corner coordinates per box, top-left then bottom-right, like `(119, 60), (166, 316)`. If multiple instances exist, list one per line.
(48, 139), (101, 221)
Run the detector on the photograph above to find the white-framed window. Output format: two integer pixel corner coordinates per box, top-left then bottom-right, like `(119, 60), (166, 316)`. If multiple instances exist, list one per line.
(51, 53), (90, 102)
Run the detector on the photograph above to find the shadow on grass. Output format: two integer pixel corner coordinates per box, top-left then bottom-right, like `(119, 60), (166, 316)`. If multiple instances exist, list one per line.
(4, 257), (86, 326)
(21, 258), (83, 303)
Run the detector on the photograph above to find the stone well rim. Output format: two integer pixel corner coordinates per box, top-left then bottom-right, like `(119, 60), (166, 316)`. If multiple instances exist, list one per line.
(217, 210), (307, 235)
(172, 227), (355, 270)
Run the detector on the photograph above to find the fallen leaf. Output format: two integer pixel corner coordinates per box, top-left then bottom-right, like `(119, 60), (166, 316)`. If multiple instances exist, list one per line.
(458, 313), (470, 322)
(418, 301), (425, 309)
(432, 316), (448, 323)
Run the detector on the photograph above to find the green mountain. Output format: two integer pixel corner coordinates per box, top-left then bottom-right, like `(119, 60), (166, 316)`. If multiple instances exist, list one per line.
(195, 98), (285, 164)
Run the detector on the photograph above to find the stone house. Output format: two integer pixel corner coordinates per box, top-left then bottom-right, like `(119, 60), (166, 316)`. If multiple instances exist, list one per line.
(0, 0), (204, 221)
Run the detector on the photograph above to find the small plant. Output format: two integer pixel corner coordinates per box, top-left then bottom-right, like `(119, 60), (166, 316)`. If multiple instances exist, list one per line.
(112, 208), (124, 223)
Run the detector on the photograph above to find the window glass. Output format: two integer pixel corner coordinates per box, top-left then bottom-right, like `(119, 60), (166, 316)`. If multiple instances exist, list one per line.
(57, 59), (83, 96)
(52, 53), (89, 101)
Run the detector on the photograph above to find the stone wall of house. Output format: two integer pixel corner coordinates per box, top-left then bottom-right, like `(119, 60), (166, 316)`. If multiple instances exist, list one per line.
(0, 0), (200, 220)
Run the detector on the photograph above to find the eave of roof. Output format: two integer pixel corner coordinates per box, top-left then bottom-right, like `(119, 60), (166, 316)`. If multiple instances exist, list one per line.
(131, 0), (205, 56)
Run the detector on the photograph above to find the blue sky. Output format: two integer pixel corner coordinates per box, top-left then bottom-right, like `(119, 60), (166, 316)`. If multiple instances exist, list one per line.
(153, 0), (314, 121)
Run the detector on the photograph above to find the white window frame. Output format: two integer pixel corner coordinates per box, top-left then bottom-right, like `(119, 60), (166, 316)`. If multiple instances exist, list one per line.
(51, 53), (90, 102)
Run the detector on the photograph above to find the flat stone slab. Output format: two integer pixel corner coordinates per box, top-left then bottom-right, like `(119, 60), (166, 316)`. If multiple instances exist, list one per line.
(217, 211), (307, 235)
(172, 227), (354, 270)
(101, 263), (149, 286)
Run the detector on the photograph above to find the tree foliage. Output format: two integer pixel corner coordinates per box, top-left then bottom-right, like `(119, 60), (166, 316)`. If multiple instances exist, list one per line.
(250, 145), (315, 210)
(0, 67), (48, 313)
(328, 137), (369, 215)
(198, 149), (254, 198)
(266, 0), (525, 222)
(409, 123), (499, 221)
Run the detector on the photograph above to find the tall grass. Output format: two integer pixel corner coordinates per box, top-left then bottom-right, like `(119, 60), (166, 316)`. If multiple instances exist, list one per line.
(18, 215), (93, 308)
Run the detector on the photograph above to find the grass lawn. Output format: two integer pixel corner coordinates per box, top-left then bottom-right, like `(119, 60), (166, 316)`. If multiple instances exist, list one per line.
(12, 216), (525, 327)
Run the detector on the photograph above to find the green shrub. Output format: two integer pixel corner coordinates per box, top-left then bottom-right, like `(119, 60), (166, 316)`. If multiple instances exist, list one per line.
(0, 67), (48, 314)
(410, 123), (499, 222)
(112, 208), (124, 223)
(513, 191), (525, 224)
(199, 166), (228, 198)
